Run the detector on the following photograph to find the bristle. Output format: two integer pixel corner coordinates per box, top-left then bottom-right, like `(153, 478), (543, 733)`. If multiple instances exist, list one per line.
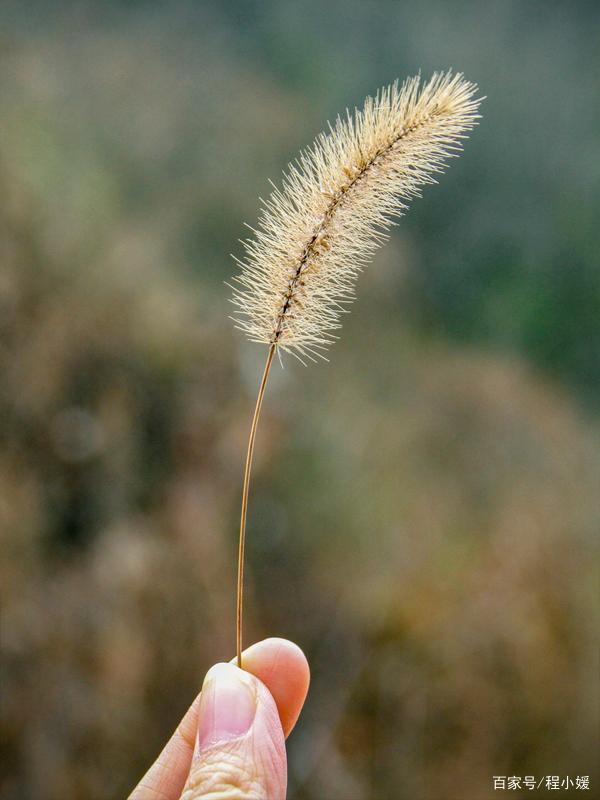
(230, 71), (482, 358)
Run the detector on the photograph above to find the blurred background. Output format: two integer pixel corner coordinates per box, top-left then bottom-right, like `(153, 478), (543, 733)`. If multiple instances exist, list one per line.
(1, 1), (599, 798)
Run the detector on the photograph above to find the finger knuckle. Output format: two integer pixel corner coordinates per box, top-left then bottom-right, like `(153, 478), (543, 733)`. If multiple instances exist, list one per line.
(180, 742), (264, 800)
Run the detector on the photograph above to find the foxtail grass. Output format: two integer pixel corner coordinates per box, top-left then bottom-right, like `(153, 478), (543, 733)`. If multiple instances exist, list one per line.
(229, 71), (482, 666)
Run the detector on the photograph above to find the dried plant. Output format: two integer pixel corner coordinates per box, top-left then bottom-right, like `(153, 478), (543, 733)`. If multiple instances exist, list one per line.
(229, 71), (482, 665)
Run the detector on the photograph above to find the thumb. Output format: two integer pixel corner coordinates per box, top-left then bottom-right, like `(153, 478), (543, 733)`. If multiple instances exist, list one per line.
(180, 662), (287, 800)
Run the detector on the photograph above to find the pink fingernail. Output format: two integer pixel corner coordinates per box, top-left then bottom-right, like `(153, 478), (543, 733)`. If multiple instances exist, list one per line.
(197, 663), (256, 751)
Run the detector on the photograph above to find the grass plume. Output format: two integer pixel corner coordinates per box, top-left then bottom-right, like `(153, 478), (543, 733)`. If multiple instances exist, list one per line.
(231, 71), (482, 363)
(230, 71), (482, 665)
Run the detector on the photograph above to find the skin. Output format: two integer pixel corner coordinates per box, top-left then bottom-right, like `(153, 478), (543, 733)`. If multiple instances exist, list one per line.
(129, 638), (310, 800)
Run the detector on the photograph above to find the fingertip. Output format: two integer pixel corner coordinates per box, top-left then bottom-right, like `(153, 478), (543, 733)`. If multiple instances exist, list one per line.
(231, 637), (310, 737)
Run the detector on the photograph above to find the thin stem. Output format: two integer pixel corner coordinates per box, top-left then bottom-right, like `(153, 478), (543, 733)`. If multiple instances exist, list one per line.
(236, 344), (276, 668)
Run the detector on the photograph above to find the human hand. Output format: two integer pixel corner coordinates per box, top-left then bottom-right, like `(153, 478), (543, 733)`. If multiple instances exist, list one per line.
(129, 638), (310, 800)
